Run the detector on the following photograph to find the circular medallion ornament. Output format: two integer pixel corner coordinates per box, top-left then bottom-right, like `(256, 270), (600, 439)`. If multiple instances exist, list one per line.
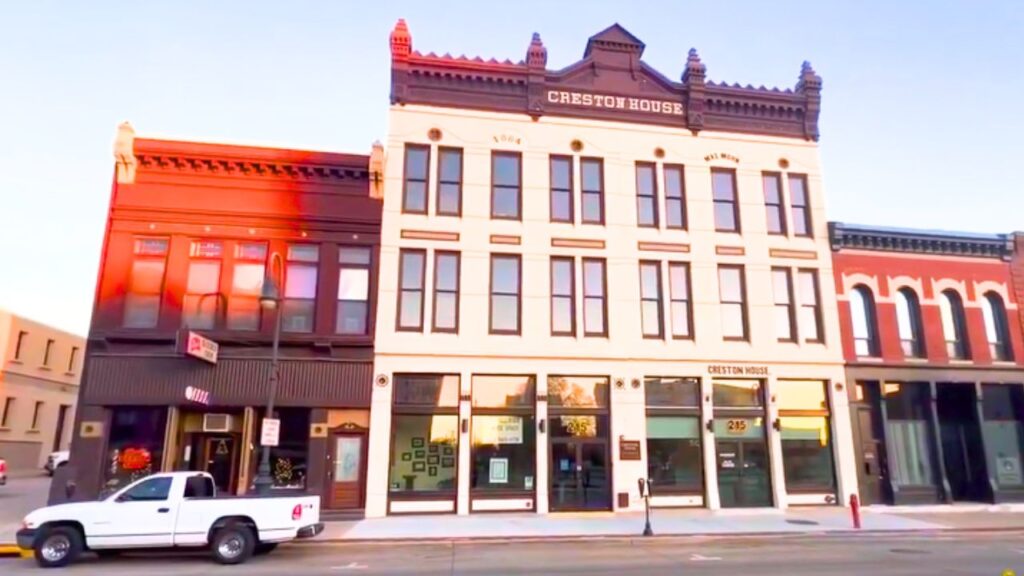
(631, 378), (641, 389)
(375, 374), (389, 388)
(778, 158), (790, 169)
(654, 147), (665, 159)
(570, 139), (584, 152)
(428, 128), (443, 142)
(614, 378), (625, 390)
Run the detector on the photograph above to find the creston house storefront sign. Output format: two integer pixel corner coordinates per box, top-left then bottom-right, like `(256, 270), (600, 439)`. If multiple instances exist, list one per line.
(708, 365), (770, 376)
(546, 90), (684, 116)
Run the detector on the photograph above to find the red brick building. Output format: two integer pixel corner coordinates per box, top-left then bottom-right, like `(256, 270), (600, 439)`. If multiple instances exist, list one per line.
(62, 124), (382, 513)
(830, 223), (1024, 505)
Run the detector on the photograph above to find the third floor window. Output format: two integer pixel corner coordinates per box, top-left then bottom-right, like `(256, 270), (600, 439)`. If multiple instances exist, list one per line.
(227, 242), (267, 331)
(712, 169), (740, 233)
(282, 245), (319, 333)
(337, 247), (372, 335)
(124, 237), (169, 328)
(550, 156), (573, 223)
(664, 164), (687, 230)
(182, 240), (223, 330)
(789, 175), (812, 236)
(437, 147), (463, 216)
(581, 158), (604, 224)
(763, 173), (786, 235)
(636, 162), (658, 227)
(939, 289), (969, 360)
(492, 152), (522, 220)
(402, 144), (430, 214)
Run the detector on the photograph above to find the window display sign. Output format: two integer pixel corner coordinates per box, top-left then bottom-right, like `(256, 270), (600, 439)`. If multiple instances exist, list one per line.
(474, 416), (524, 445)
(489, 457), (509, 483)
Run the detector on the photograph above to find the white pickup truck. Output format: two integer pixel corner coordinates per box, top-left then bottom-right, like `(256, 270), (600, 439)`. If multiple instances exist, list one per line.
(17, 471), (322, 568)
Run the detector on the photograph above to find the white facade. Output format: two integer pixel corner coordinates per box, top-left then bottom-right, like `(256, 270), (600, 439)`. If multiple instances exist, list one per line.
(367, 103), (855, 517)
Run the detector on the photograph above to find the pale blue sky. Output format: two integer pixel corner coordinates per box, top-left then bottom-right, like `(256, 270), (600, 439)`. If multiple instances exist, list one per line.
(1, 1), (1022, 335)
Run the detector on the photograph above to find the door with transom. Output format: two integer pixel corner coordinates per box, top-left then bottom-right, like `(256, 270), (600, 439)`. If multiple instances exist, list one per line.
(328, 428), (368, 510)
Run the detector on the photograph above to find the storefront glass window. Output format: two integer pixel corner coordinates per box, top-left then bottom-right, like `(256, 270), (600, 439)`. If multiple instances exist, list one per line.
(713, 379), (763, 407)
(646, 416), (702, 492)
(393, 374), (460, 407)
(470, 376), (536, 493)
(388, 415), (459, 493)
(261, 408), (310, 490)
(645, 377), (700, 408)
(780, 416), (835, 491)
(548, 376), (609, 408)
(982, 384), (1024, 487)
(472, 376), (535, 408)
(104, 407), (168, 494)
(883, 382), (937, 487)
(776, 380), (828, 411)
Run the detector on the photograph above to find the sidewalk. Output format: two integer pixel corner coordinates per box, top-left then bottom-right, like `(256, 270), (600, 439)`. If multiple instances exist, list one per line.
(312, 506), (1024, 542)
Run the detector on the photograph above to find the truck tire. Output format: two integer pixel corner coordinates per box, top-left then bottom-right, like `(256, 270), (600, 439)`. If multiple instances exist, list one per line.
(254, 543), (278, 556)
(34, 525), (83, 568)
(211, 523), (255, 565)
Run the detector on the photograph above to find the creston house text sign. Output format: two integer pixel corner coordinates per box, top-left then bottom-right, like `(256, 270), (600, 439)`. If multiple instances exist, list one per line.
(708, 365), (769, 376)
(546, 90), (684, 116)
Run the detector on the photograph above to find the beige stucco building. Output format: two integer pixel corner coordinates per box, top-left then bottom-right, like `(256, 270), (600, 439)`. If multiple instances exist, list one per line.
(366, 21), (855, 517)
(0, 310), (82, 471)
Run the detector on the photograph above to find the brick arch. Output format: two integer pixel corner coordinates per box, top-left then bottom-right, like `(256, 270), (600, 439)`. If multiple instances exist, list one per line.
(931, 278), (969, 306)
(973, 280), (1017, 309)
(886, 275), (926, 302)
(840, 273), (883, 301)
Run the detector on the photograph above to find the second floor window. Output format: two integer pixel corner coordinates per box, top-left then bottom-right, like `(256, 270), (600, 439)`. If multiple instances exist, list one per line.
(850, 285), (879, 357)
(227, 242), (267, 331)
(490, 254), (521, 334)
(550, 257), (575, 336)
(895, 288), (924, 358)
(639, 261), (663, 338)
(789, 175), (812, 236)
(437, 147), (463, 216)
(124, 237), (169, 328)
(763, 173), (786, 235)
(797, 269), (823, 343)
(397, 249), (426, 331)
(68, 346), (79, 373)
(668, 263), (692, 339)
(583, 258), (608, 336)
(492, 152), (521, 220)
(550, 156), (573, 223)
(664, 164), (687, 229)
(402, 144), (429, 214)
(772, 268), (796, 342)
(982, 292), (1012, 361)
(337, 247), (371, 335)
(636, 162), (658, 227)
(718, 265), (747, 340)
(939, 289), (969, 360)
(432, 252), (460, 332)
(712, 169), (740, 233)
(14, 331), (26, 360)
(183, 241), (223, 330)
(581, 158), (604, 224)
(282, 245), (319, 333)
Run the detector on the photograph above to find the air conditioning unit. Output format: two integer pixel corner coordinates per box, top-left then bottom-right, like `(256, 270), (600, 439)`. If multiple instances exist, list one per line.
(203, 413), (232, 433)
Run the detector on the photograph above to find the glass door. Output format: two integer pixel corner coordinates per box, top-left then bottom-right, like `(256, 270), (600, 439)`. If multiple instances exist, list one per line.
(330, 433), (366, 509)
(715, 417), (772, 508)
(550, 441), (580, 510)
(550, 440), (611, 511)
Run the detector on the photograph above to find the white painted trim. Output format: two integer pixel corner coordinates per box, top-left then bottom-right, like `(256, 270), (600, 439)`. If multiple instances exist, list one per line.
(471, 498), (534, 512)
(786, 493), (838, 506)
(651, 495), (703, 508)
(389, 499), (456, 514)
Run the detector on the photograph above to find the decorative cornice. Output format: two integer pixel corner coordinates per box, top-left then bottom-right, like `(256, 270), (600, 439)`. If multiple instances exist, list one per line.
(829, 222), (1014, 261)
(389, 20), (821, 141)
(134, 153), (369, 183)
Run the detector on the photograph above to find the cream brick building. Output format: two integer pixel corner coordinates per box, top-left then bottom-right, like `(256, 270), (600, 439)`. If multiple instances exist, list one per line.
(0, 310), (82, 471)
(366, 21), (855, 516)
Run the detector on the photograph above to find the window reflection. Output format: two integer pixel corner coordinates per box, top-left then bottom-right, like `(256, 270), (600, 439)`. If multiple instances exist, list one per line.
(548, 376), (609, 408)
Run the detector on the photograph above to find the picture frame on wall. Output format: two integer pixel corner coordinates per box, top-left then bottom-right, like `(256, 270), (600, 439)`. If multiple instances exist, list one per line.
(411, 437), (425, 448)
(428, 444), (439, 454)
(441, 457), (454, 468)
(427, 455), (440, 465)
(443, 445), (454, 456)
(401, 452), (412, 461)
(428, 466), (437, 477)
(413, 461), (425, 472)
(414, 450), (425, 459)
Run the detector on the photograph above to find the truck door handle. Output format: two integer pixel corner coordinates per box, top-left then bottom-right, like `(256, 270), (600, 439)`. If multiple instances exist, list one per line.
(157, 508), (170, 513)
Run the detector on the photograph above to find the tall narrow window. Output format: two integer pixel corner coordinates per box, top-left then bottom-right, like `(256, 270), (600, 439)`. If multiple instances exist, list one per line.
(124, 237), (169, 328)
(583, 258), (607, 336)
(432, 252), (460, 332)
(490, 255), (521, 334)
(850, 286), (879, 357)
(1, 398), (14, 427)
(772, 268), (796, 342)
(668, 263), (692, 339)
(789, 174), (811, 237)
(718, 265), (747, 340)
(664, 164), (687, 229)
(282, 245), (319, 333)
(636, 162), (658, 227)
(763, 172), (786, 235)
(42, 339), (55, 367)
(550, 156), (573, 223)
(436, 147), (462, 216)
(550, 257), (576, 336)
(982, 292), (1012, 361)
(67, 346), (79, 373)
(227, 242), (267, 330)
(895, 288), (924, 358)
(14, 331), (26, 360)
(797, 269), (823, 343)
(712, 169), (740, 232)
(402, 144), (429, 214)
(640, 261), (663, 338)
(940, 289), (969, 359)
(397, 249), (426, 331)
(31, 401), (43, 429)
(581, 158), (604, 224)
(492, 152), (521, 220)
(183, 240), (223, 330)
(337, 247), (372, 335)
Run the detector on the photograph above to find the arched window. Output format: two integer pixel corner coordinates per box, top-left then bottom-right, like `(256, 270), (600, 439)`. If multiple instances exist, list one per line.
(939, 289), (969, 360)
(850, 285), (879, 357)
(895, 288), (925, 358)
(982, 292), (1012, 361)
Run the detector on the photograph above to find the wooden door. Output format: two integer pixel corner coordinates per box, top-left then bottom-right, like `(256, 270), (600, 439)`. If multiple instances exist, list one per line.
(329, 432), (367, 509)
(856, 406), (886, 505)
(202, 435), (238, 494)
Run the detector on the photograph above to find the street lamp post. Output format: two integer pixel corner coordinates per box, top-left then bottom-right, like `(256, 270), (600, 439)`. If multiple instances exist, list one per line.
(254, 255), (284, 495)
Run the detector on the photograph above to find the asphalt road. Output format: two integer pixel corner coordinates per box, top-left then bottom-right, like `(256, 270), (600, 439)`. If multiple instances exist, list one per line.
(3, 531), (1024, 575)
(0, 474), (50, 542)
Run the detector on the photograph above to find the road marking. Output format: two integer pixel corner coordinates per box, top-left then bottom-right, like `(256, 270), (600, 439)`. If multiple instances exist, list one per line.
(689, 553), (722, 561)
(331, 562), (369, 570)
